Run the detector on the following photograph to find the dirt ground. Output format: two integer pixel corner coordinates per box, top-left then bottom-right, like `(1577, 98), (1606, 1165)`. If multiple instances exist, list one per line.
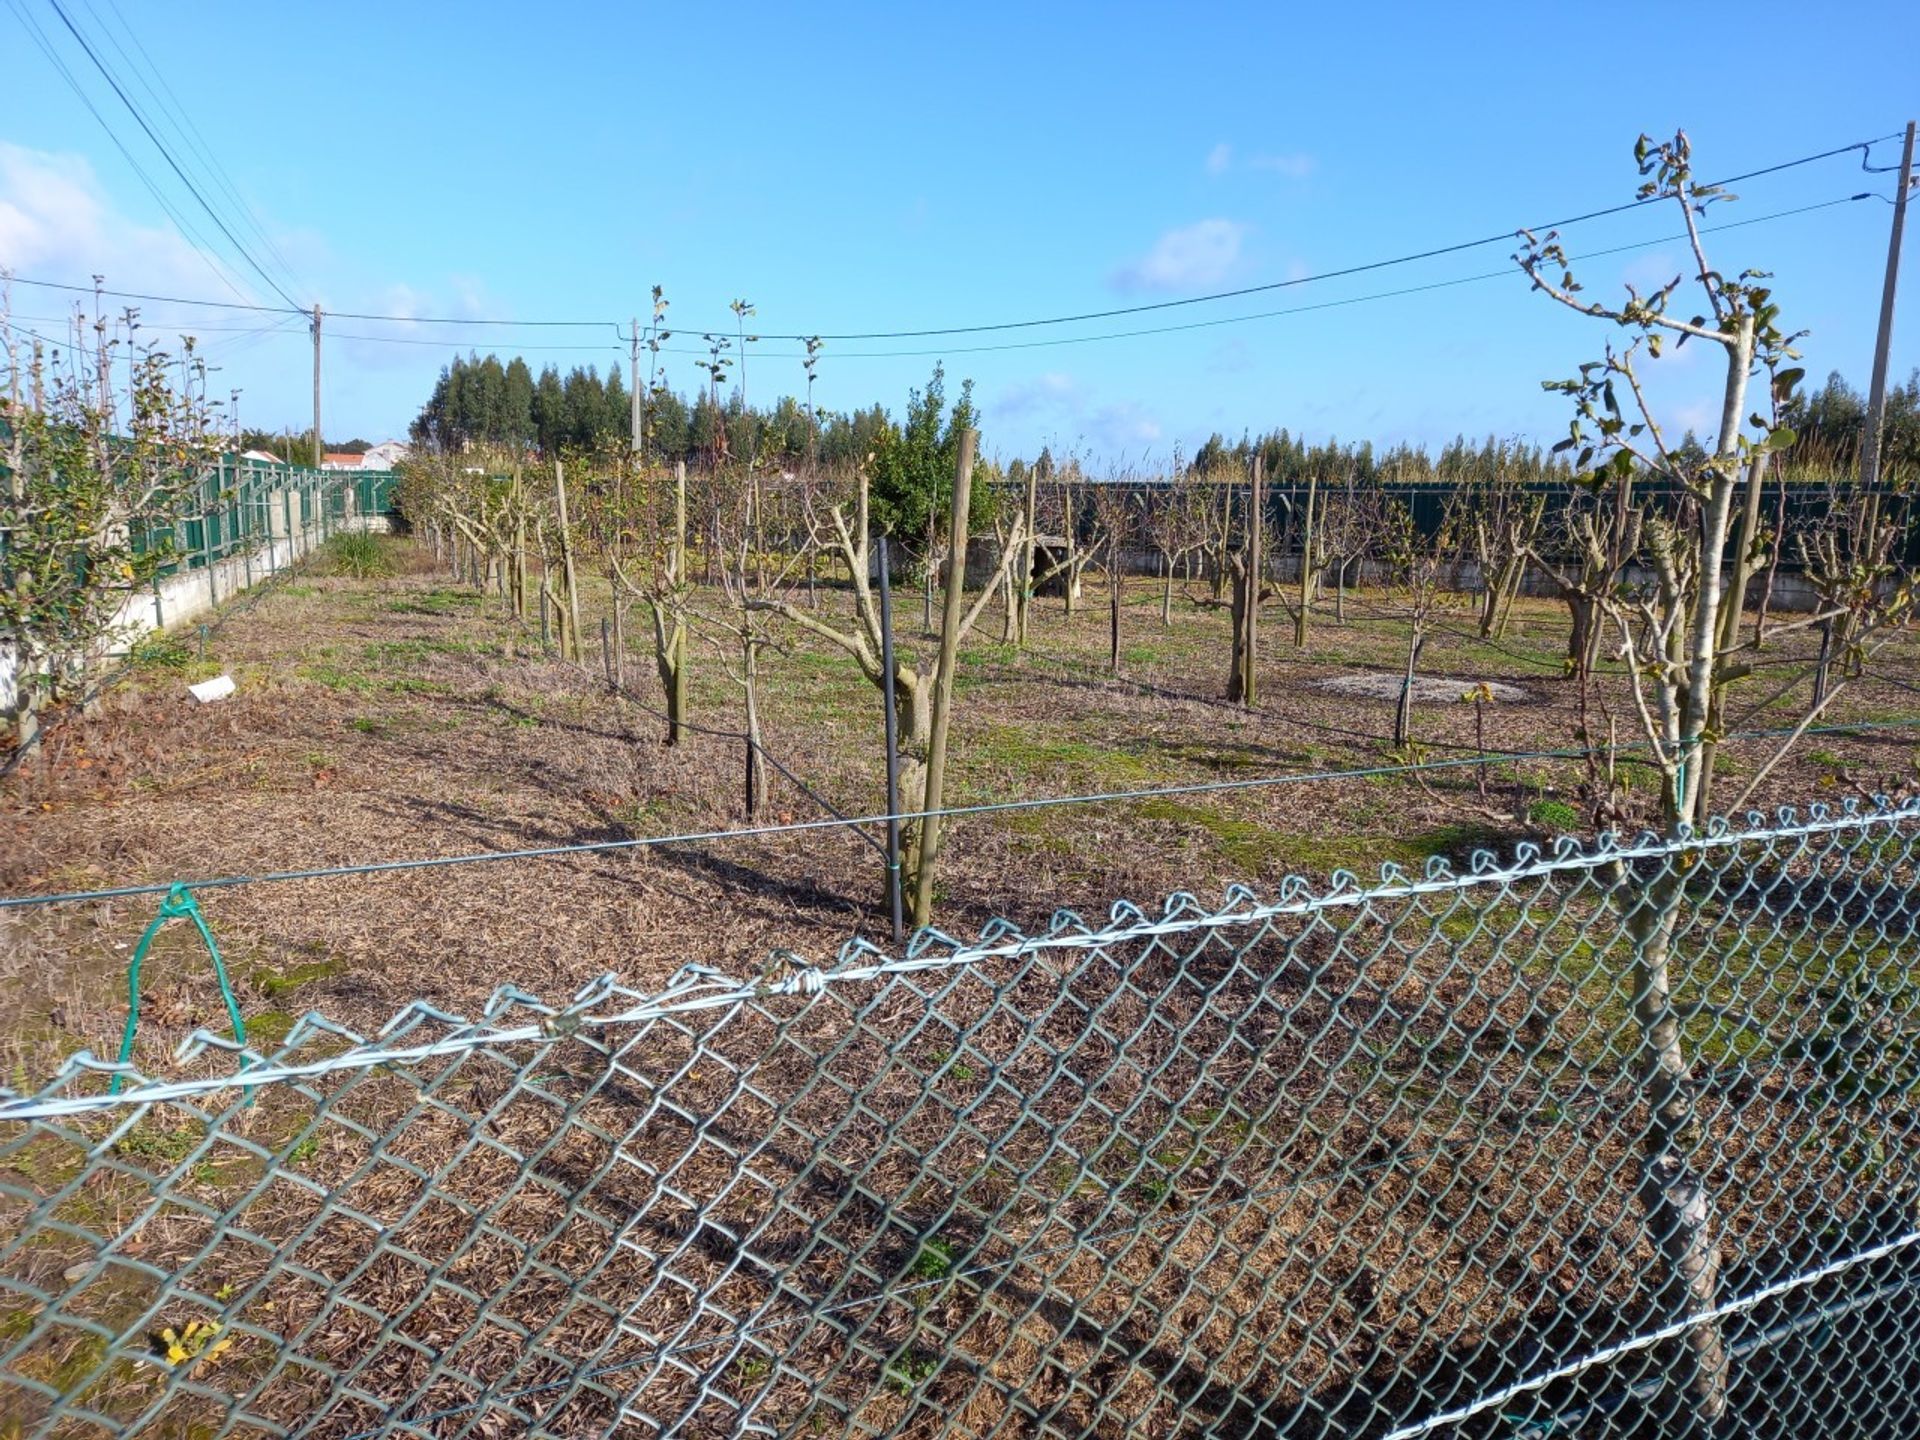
(2, 535), (1916, 1086)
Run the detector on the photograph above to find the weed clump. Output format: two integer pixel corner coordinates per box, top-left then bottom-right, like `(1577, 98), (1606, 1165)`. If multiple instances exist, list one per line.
(325, 533), (391, 580)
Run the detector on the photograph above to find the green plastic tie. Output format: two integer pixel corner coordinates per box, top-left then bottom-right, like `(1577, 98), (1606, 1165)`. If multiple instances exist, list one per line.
(111, 884), (248, 1096)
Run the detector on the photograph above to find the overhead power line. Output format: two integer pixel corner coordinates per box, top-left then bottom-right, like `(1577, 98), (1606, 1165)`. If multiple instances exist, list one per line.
(3, 0), (258, 306)
(285, 194), (1888, 361)
(237, 129), (1920, 336)
(42, 0), (307, 311)
(1, 129), (1902, 338)
(4, 194), (1869, 368)
(84, 0), (309, 302)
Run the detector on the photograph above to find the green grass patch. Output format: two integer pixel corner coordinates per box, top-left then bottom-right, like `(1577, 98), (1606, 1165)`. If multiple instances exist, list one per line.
(384, 588), (483, 616)
(129, 632), (197, 671)
(971, 724), (1162, 787)
(244, 1010), (296, 1048)
(1527, 799), (1583, 832)
(906, 1237), (958, 1282)
(324, 532), (392, 580)
(297, 662), (373, 693)
(1136, 798), (1286, 874)
(254, 957), (345, 999)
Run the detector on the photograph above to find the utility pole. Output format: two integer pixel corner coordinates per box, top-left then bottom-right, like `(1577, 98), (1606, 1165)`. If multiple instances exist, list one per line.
(310, 304), (323, 470)
(1861, 120), (1916, 494)
(629, 317), (642, 457)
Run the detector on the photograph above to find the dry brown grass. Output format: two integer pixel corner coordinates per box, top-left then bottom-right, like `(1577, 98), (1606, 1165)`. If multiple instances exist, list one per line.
(3, 542), (1913, 1080)
(1, 541), (1916, 1436)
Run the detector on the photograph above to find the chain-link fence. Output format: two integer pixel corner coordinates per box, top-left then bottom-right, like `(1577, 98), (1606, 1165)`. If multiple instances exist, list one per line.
(154, 456), (398, 584)
(3, 800), (1917, 1438)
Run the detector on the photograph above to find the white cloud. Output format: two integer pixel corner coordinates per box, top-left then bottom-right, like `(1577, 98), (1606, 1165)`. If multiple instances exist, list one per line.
(1091, 402), (1162, 453)
(1246, 151), (1315, 178)
(988, 373), (1164, 464)
(993, 372), (1080, 419)
(1110, 219), (1250, 293)
(0, 141), (258, 309)
(1206, 338), (1253, 375)
(1203, 145), (1314, 179)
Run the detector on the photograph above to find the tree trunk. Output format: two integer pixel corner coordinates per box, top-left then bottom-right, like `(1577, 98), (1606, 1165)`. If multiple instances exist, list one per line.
(609, 585), (626, 690)
(1017, 467), (1037, 648)
(1479, 572), (1502, 638)
(1394, 625), (1424, 748)
(1754, 472), (1788, 645)
(907, 430), (978, 929)
(1621, 867), (1730, 1431)
(1565, 590), (1602, 679)
(895, 675), (933, 915)
(648, 461), (691, 745)
(1295, 471), (1317, 649)
(12, 690), (40, 753)
(553, 460), (583, 663)
(1227, 461), (1263, 706)
(1493, 558), (1524, 640)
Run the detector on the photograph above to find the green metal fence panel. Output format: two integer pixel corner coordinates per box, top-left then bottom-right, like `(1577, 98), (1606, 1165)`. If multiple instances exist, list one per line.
(126, 459), (400, 582)
(1, 801), (1917, 1437)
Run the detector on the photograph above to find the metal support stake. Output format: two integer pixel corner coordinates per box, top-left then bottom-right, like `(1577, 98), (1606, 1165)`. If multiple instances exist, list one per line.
(203, 497), (217, 610)
(877, 536), (905, 945)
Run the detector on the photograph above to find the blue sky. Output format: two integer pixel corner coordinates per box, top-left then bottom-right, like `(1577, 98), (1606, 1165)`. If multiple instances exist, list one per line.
(2, 0), (1914, 464)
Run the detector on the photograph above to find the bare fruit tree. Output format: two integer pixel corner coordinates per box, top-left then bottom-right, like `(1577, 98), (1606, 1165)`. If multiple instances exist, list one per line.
(1514, 129), (1916, 1429)
(1458, 452), (1547, 639)
(750, 448), (1028, 926)
(1140, 462), (1212, 628)
(1377, 493), (1467, 749)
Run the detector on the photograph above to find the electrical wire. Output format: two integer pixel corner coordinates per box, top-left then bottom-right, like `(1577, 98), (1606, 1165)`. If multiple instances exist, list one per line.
(252, 131), (1918, 336)
(43, 0), (307, 311)
(1, 130), (1901, 338)
(2, 0), (258, 307)
(45, 191), (1849, 367)
(86, 0), (308, 302)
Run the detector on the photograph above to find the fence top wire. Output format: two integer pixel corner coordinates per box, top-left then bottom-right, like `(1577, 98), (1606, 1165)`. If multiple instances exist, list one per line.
(3, 716), (1917, 913)
(4, 793), (1912, 1124)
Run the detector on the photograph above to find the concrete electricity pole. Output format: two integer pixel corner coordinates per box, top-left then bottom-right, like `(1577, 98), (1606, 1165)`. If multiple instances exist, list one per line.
(310, 304), (323, 470)
(630, 317), (642, 457)
(1861, 120), (1916, 493)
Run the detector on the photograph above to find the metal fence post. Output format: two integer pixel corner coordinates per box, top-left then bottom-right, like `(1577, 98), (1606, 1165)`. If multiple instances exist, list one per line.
(203, 485), (217, 612)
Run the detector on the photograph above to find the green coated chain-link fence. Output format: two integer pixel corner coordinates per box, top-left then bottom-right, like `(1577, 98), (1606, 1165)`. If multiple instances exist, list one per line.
(2, 799), (1917, 1438)
(145, 457), (398, 586)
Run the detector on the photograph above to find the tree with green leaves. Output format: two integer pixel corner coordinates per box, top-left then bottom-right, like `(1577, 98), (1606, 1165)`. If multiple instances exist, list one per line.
(1515, 130), (1915, 1430)
(869, 363), (992, 550)
(3, 299), (219, 750)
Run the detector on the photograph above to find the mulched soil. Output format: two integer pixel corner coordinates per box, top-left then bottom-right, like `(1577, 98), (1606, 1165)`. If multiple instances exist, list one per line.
(1, 540), (1914, 1080)
(1, 541), (1916, 1438)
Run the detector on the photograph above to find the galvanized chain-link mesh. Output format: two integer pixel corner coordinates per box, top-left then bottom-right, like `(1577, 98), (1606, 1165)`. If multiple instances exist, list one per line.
(3, 799), (1918, 1438)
